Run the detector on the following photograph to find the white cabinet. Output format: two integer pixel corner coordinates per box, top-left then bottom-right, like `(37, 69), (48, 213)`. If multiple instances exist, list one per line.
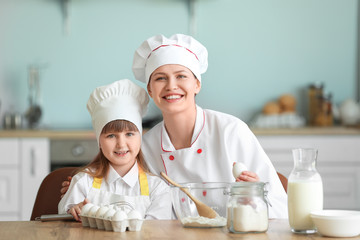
(0, 138), (49, 220)
(257, 135), (360, 211)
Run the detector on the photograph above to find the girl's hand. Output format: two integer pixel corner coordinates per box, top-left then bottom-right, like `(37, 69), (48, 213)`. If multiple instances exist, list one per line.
(235, 171), (260, 182)
(68, 198), (90, 221)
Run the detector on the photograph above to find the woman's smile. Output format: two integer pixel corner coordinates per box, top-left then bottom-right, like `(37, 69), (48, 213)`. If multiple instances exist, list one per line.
(163, 94), (183, 101)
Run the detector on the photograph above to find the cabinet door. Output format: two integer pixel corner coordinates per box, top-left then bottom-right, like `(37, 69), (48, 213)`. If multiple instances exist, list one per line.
(0, 138), (19, 166)
(0, 168), (19, 214)
(0, 138), (20, 219)
(20, 138), (50, 220)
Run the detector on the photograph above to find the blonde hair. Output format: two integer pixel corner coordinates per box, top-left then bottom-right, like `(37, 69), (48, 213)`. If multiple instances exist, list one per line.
(76, 120), (149, 178)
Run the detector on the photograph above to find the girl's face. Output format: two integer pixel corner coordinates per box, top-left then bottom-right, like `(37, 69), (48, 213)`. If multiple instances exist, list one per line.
(99, 129), (141, 176)
(147, 64), (201, 115)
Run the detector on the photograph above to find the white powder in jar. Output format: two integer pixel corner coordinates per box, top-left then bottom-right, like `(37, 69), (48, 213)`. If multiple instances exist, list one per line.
(181, 216), (227, 228)
(230, 204), (268, 232)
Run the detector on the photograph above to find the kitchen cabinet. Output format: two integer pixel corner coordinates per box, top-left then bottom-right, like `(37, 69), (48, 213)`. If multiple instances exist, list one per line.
(257, 135), (360, 211)
(0, 138), (49, 221)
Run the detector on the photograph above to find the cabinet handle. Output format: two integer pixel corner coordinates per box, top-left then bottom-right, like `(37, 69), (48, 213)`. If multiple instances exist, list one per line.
(30, 148), (36, 176)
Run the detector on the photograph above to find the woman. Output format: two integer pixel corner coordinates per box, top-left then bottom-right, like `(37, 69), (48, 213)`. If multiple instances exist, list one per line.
(58, 79), (172, 221)
(62, 34), (287, 218)
(132, 34), (287, 218)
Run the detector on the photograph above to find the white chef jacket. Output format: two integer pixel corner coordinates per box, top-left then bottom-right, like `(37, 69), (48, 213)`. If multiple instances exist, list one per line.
(142, 105), (288, 219)
(58, 162), (172, 220)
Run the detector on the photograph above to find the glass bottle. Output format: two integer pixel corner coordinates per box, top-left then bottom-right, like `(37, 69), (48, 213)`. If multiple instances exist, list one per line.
(287, 148), (323, 234)
(227, 182), (269, 233)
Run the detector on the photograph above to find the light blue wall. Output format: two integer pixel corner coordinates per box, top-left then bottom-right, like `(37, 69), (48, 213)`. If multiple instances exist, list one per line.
(0, 0), (358, 129)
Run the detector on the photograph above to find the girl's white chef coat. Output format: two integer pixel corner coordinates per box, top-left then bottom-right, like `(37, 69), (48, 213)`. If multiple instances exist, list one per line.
(142, 105), (288, 219)
(58, 162), (172, 220)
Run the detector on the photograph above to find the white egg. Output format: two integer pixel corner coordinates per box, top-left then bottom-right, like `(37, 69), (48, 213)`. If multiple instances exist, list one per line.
(81, 203), (94, 216)
(127, 210), (142, 220)
(112, 210), (128, 221)
(96, 206), (109, 218)
(104, 209), (116, 220)
(232, 162), (248, 178)
(89, 206), (100, 217)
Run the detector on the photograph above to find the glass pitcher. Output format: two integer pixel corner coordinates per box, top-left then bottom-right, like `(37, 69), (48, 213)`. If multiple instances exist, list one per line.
(287, 148), (323, 234)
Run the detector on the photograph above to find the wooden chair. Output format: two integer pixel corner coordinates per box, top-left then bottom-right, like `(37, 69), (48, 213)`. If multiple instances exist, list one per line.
(30, 167), (78, 220)
(277, 172), (288, 193)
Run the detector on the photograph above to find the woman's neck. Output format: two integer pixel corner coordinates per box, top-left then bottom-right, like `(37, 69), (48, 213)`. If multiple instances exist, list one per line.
(162, 106), (197, 150)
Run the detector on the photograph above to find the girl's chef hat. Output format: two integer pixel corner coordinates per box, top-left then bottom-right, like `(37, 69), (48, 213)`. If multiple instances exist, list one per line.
(87, 79), (149, 144)
(132, 34), (208, 84)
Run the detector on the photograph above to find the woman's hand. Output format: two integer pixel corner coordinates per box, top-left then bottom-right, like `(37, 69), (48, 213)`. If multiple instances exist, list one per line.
(68, 198), (90, 222)
(235, 171), (260, 182)
(60, 176), (72, 198)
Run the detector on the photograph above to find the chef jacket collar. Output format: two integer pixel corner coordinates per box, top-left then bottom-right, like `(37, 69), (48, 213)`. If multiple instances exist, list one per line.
(106, 161), (139, 188)
(161, 105), (205, 152)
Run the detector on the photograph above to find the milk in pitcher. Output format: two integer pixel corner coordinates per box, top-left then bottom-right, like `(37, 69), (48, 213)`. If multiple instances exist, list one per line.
(288, 180), (323, 231)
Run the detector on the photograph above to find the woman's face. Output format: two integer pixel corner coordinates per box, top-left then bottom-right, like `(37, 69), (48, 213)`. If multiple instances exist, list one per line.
(147, 64), (201, 115)
(99, 129), (141, 176)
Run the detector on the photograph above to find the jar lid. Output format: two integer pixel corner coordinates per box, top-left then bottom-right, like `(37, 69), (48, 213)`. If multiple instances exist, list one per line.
(230, 182), (266, 195)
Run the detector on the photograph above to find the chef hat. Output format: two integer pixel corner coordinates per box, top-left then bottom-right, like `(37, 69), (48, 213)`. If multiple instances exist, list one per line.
(132, 33), (208, 84)
(87, 79), (149, 144)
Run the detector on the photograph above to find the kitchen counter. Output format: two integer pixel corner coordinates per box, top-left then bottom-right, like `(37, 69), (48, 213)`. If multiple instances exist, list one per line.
(0, 129), (96, 139)
(0, 126), (360, 139)
(252, 126), (360, 135)
(1, 219), (358, 240)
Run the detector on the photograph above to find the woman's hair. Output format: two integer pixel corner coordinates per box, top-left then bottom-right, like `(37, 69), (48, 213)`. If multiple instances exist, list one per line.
(75, 120), (149, 178)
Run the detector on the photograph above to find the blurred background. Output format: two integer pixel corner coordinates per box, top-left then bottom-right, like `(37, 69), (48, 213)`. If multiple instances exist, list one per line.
(0, 0), (358, 129)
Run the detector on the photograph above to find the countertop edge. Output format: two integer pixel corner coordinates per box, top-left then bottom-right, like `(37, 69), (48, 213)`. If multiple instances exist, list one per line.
(0, 126), (360, 139)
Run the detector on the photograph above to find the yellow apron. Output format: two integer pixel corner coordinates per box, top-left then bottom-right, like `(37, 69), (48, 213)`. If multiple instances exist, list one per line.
(87, 167), (150, 218)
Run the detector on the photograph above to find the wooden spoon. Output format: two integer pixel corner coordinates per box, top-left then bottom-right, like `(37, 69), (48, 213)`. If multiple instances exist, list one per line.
(160, 172), (217, 219)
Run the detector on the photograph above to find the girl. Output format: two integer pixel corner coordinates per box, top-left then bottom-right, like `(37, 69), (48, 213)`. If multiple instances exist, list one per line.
(58, 79), (172, 221)
(131, 34), (288, 218)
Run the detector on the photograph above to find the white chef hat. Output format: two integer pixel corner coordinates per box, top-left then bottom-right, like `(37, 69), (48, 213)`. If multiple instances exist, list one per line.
(87, 79), (149, 144)
(132, 33), (208, 84)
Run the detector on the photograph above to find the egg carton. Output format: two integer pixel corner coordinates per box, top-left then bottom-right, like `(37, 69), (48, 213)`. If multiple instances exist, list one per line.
(79, 203), (144, 232)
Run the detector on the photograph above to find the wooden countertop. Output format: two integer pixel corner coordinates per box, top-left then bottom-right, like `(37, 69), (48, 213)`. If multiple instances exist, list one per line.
(0, 219), (358, 240)
(0, 126), (360, 139)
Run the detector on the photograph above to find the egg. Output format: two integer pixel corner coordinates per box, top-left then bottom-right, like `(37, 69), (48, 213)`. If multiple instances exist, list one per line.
(104, 209), (116, 220)
(80, 203), (94, 227)
(127, 210), (142, 220)
(81, 203), (94, 216)
(112, 210), (128, 221)
(103, 209), (116, 231)
(232, 162), (248, 179)
(96, 206), (109, 219)
(88, 206), (100, 217)
(88, 205), (100, 228)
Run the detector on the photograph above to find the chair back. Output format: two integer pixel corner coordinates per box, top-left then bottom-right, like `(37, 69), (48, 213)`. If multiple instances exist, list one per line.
(30, 167), (78, 220)
(277, 172), (288, 193)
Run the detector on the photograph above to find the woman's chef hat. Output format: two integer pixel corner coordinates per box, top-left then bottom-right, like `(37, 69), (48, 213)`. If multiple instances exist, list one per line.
(132, 33), (208, 84)
(87, 79), (149, 144)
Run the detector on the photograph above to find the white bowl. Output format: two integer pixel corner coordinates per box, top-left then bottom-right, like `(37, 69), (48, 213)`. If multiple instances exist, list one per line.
(310, 210), (360, 237)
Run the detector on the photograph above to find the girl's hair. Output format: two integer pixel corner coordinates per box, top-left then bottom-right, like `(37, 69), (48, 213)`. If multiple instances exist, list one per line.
(75, 120), (149, 178)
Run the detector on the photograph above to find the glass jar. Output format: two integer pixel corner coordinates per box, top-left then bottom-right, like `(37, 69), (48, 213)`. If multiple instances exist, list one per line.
(308, 82), (324, 126)
(288, 148), (323, 234)
(227, 182), (269, 233)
